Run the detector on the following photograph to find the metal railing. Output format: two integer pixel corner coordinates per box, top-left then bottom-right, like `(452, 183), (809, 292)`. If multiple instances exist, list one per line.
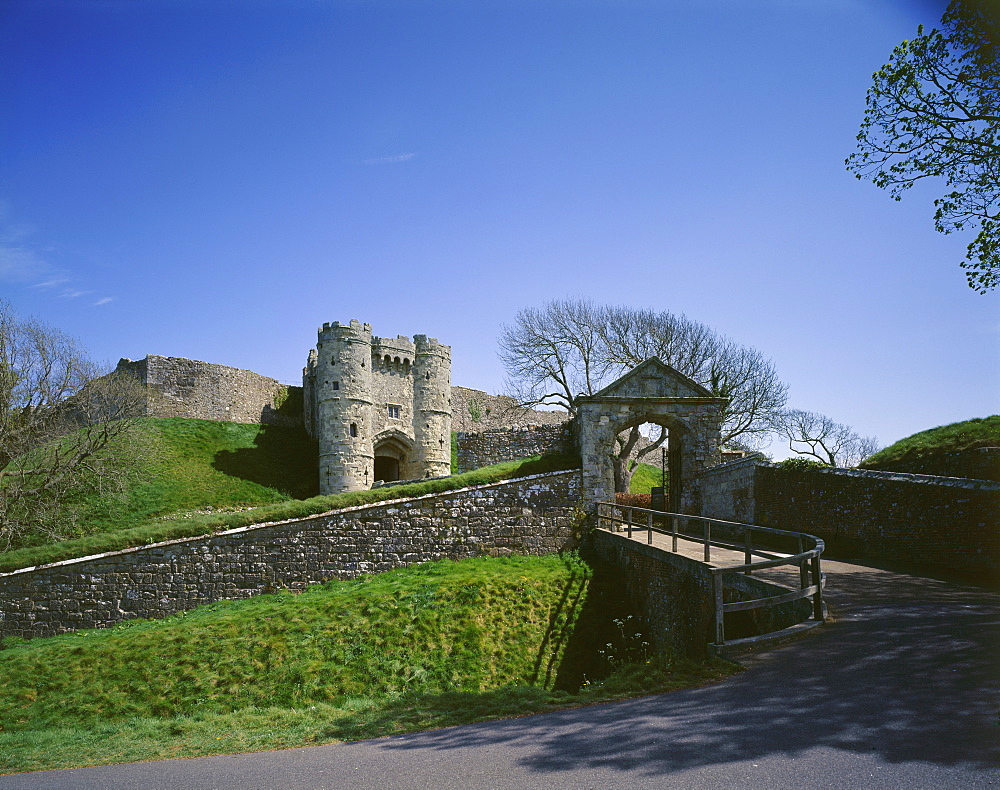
(597, 502), (825, 651)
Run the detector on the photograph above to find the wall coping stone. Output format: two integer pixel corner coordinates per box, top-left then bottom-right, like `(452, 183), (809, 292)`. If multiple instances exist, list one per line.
(758, 461), (1000, 490)
(0, 469), (581, 580)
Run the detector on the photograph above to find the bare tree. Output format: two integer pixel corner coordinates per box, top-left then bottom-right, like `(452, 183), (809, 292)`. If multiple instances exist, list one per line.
(0, 301), (149, 549)
(773, 409), (881, 467)
(499, 299), (788, 491)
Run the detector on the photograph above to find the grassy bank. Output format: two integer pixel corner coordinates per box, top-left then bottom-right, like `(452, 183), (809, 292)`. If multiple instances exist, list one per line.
(861, 416), (1000, 469)
(0, 554), (737, 774)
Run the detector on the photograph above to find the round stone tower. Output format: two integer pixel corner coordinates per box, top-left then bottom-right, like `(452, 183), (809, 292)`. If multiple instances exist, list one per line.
(309, 319), (375, 493)
(412, 334), (452, 479)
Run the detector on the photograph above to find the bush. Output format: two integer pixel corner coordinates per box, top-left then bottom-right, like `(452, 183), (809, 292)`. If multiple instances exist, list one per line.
(615, 492), (653, 508)
(777, 457), (829, 471)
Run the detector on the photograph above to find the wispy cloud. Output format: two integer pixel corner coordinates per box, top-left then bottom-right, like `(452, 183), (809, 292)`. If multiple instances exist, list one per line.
(0, 203), (115, 307)
(32, 276), (72, 289)
(58, 288), (92, 299)
(363, 152), (416, 165)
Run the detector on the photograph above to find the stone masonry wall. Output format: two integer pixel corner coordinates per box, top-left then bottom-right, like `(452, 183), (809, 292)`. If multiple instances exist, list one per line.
(589, 531), (812, 657)
(455, 424), (575, 473)
(755, 465), (1000, 579)
(699, 460), (1000, 579)
(0, 471), (581, 640)
(862, 446), (1000, 482)
(450, 386), (569, 433)
(698, 454), (765, 523)
(116, 355), (301, 426)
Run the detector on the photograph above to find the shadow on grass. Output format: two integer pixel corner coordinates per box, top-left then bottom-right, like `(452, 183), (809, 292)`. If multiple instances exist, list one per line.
(212, 425), (318, 500)
(371, 562), (1000, 773)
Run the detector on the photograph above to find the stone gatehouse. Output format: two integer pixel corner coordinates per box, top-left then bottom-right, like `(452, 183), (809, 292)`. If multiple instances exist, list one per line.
(303, 320), (452, 494)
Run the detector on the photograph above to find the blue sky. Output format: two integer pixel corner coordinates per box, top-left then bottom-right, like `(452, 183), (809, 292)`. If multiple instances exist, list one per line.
(1, 0), (995, 454)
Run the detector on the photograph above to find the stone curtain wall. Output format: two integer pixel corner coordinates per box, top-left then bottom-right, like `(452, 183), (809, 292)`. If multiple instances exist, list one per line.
(455, 424), (575, 473)
(0, 471), (581, 640)
(450, 386), (569, 433)
(699, 461), (1000, 579)
(755, 465), (1000, 578)
(116, 355), (301, 426)
(698, 455), (765, 523)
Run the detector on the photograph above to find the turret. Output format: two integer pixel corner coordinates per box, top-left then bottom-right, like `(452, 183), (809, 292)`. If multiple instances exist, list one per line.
(304, 320), (452, 494)
(309, 319), (375, 493)
(412, 335), (452, 478)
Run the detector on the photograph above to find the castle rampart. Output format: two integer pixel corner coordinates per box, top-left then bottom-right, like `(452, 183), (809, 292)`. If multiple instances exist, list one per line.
(114, 355), (300, 426)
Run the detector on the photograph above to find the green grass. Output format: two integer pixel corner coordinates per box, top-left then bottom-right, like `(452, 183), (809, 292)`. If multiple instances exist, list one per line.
(80, 417), (319, 534)
(629, 462), (665, 493)
(860, 415), (1000, 468)
(0, 554), (737, 774)
(2, 417), (319, 554)
(0, 448), (580, 573)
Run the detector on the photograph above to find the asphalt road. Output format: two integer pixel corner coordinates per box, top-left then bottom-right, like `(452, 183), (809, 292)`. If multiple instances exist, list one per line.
(3, 559), (998, 789)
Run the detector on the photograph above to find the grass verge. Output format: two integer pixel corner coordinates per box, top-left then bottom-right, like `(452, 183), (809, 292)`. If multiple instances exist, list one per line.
(861, 415), (1000, 469)
(629, 462), (665, 493)
(0, 554), (737, 774)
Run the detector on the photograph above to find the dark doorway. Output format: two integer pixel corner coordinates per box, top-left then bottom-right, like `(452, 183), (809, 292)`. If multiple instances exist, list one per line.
(374, 455), (400, 482)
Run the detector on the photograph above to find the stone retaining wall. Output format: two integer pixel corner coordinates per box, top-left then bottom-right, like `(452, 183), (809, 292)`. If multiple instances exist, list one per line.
(455, 424), (575, 473)
(589, 531), (812, 657)
(0, 471), (582, 640)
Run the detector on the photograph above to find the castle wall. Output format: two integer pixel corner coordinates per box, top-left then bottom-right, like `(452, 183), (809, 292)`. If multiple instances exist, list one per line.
(455, 424), (575, 472)
(699, 460), (1000, 580)
(450, 386), (569, 432)
(114, 356), (301, 426)
(0, 471), (580, 640)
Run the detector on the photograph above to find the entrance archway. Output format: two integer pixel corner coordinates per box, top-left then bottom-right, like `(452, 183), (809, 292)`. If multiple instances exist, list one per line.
(575, 358), (727, 514)
(372, 430), (415, 484)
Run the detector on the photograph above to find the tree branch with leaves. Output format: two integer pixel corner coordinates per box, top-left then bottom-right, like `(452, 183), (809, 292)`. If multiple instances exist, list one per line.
(847, 0), (1000, 292)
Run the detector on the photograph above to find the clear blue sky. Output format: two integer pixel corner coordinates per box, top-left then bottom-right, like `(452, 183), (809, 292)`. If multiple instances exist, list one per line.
(1, 0), (996, 454)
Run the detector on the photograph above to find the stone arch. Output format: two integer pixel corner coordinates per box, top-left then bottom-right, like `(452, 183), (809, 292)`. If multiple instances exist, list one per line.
(576, 358), (727, 513)
(607, 411), (689, 510)
(372, 428), (416, 483)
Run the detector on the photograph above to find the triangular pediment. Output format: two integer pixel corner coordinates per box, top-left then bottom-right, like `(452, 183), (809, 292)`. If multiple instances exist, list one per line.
(589, 358), (716, 399)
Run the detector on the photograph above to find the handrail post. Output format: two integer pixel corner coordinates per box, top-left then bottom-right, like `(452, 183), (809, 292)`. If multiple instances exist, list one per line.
(798, 535), (809, 589)
(704, 520), (711, 563)
(743, 527), (752, 574)
(626, 507), (633, 539)
(671, 515), (678, 552)
(647, 510), (653, 545)
(811, 554), (824, 621)
(713, 573), (725, 646)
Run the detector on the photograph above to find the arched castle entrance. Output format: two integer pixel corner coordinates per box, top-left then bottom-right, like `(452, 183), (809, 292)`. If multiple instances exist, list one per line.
(373, 430), (415, 483)
(575, 358), (728, 513)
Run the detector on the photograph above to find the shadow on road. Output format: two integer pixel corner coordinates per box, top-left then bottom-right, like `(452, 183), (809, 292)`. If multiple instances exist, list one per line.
(373, 562), (1000, 776)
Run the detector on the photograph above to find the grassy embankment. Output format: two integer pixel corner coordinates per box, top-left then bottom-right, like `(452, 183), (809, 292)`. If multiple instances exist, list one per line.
(0, 553), (738, 774)
(629, 462), (664, 493)
(0, 417), (579, 573)
(861, 416), (1000, 469)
